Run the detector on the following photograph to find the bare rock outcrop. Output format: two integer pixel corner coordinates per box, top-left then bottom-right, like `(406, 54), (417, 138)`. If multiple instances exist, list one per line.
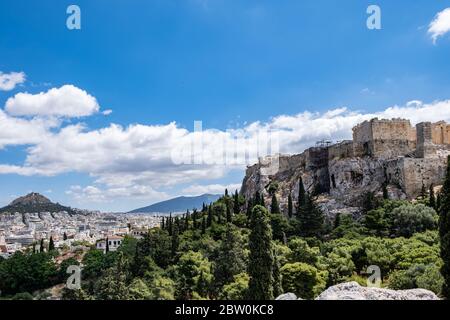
(315, 282), (439, 300)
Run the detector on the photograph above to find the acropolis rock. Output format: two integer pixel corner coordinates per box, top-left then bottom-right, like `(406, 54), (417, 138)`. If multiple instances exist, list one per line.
(240, 118), (450, 218)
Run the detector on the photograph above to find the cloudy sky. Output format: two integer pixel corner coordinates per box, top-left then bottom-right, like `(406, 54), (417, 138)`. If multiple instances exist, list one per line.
(1, 0), (450, 211)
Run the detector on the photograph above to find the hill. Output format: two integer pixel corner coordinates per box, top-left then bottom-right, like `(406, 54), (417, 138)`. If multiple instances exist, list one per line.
(0, 192), (77, 215)
(128, 194), (221, 214)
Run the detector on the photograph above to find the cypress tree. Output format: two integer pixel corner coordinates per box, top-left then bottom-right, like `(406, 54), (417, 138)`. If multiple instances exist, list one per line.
(270, 194), (280, 214)
(297, 177), (306, 217)
(272, 248), (282, 298)
(225, 189), (229, 197)
(287, 193), (293, 218)
(260, 194), (265, 207)
(439, 156), (450, 299)
(429, 184), (436, 210)
(233, 190), (240, 214)
(171, 224), (179, 259)
(254, 191), (262, 207)
(49, 236), (55, 251)
(201, 216), (206, 234)
(382, 183), (389, 200)
(63, 232), (68, 241)
(207, 205), (213, 227)
(247, 205), (274, 300)
(420, 183), (427, 199)
(168, 214), (173, 236)
(246, 199), (253, 219)
(226, 203), (232, 223)
(105, 237), (110, 253)
(298, 193), (324, 238)
(40, 238), (45, 252)
(437, 192), (442, 213)
(161, 217), (165, 230)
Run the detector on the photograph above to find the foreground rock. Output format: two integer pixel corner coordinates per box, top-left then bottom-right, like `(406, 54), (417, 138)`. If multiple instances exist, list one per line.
(316, 282), (439, 300)
(276, 282), (440, 300)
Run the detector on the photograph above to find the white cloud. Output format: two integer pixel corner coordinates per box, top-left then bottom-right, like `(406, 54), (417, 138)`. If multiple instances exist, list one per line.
(66, 184), (169, 204)
(0, 109), (58, 149)
(428, 8), (450, 44)
(5, 85), (100, 117)
(102, 109), (113, 116)
(2, 96), (450, 202)
(182, 183), (241, 196)
(0, 71), (26, 91)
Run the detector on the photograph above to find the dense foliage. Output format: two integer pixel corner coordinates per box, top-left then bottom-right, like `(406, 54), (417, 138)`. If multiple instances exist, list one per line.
(0, 177), (446, 300)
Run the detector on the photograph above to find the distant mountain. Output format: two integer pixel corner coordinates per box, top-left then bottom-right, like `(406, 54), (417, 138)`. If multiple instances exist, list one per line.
(0, 192), (77, 215)
(128, 194), (221, 214)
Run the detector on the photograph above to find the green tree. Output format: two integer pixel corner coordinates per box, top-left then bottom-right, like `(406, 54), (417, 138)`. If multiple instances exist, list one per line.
(219, 273), (249, 300)
(175, 250), (212, 299)
(363, 208), (390, 237)
(439, 155), (450, 299)
(214, 224), (246, 291)
(297, 194), (324, 238)
(270, 194), (280, 214)
(391, 204), (438, 238)
(429, 184), (436, 210)
(287, 193), (293, 218)
(226, 203), (232, 223)
(233, 190), (240, 214)
(48, 236), (55, 252)
(272, 249), (283, 298)
(94, 252), (130, 300)
(247, 205), (274, 300)
(280, 262), (322, 299)
(201, 216), (206, 234)
(296, 177), (306, 217)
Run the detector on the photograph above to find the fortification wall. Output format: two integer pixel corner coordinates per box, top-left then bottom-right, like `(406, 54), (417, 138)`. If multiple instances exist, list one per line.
(432, 121), (450, 145)
(328, 141), (354, 161)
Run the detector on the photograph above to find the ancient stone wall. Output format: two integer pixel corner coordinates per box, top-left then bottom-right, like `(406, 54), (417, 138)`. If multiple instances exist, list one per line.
(328, 141), (354, 161)
(352, 118), (416, 158)
(431, 121), (450, 145)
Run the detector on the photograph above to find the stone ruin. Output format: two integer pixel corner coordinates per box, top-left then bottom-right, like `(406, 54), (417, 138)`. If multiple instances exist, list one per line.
(240, 118), (450, 215)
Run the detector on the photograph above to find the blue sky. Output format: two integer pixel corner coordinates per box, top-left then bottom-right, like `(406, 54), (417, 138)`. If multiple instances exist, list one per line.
(1, 0), (450, 211)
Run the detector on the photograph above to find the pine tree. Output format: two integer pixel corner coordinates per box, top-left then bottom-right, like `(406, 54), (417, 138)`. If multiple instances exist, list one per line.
(233, 190), (240, 214)
(201, 216), (206, 234)
(270, 194), (280, 214)
(247, 205), (274, 300)
(297, 177), (306, 217)
(298, 193), (324, 238)
(49, 236), (55, 251)
(272, 248), (282, 298)
(287, 193), (293, 218)
(439, 155), (450, 299)
(429, 184), (436, 210)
